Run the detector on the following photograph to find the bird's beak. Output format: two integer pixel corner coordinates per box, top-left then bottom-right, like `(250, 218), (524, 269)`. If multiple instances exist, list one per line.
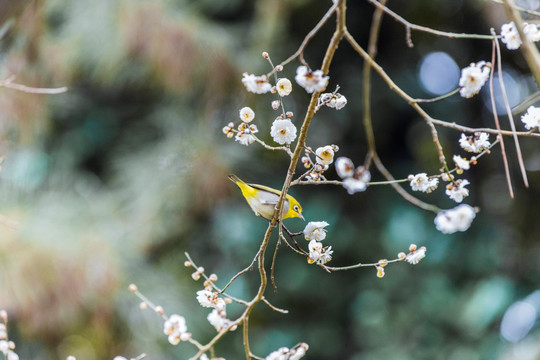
(299, 213), (305, 221)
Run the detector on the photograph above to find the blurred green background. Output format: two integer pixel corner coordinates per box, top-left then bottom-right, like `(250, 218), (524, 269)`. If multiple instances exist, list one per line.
(1, 0), (540, 359)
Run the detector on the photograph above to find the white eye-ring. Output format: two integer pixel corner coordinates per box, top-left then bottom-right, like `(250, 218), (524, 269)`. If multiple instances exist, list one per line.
(294, 205), (299, 212)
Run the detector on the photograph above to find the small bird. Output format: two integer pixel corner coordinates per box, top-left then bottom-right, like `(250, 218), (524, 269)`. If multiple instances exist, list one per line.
(228, 174), (304, 221)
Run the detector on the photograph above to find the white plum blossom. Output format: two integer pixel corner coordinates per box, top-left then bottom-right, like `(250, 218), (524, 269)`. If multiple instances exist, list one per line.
(0, 341), (18, 360)
(342, 168), (371, 194)
(0, 324), (5, 340)
(315, 145), (335, 165)
(270, 119), (297, 145)
(445, 179), (470, 203)
(197, 290), (214, 308)
(266, 347), (289, 360)
(459, 61), (491, 98)
(453, 155), (470, 171)
(276, 78), (293, 96)
(207, 309), (233, 332)
(200, 355), (226, 360)
(235, 132), (255, 146)
(308, 239), (322, 254)
(501, 22), (522, 50)
(222, 122), (234, 138)
(335, 157), (371, 194)
(113, 357), (128, 360)
(163, 314), (191, 345)
(434, 204), (476, 234)
(239, 107), (255, 123)
(266, 343), (309, 360)
(235, 124), (258, 146)
(307, 240), (333, 265)
(320, 93), (347, 110)
(459, 132), (490, 153)
(521, 106), (540, 130)
(523, 22), (540, 42)
(406, 246), (426, 264)
(409, 173), (439, 193)
(335, 157), (355, 178)
(317, 247), (333, 265)
(304, 221), (329, 241)
(295, 66), (329, 93)
(196, 290), (224, 309)
(242, 73), (272, 94)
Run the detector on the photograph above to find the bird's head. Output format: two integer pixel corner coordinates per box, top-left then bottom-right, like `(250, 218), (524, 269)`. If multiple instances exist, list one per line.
(286, 197), (304, 221)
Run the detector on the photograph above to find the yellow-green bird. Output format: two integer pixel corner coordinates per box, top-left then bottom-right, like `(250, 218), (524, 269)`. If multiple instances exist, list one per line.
(228, 174), (305, 221)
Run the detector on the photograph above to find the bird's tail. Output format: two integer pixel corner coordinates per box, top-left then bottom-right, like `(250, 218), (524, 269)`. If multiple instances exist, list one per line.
(228, 174), (244, 185)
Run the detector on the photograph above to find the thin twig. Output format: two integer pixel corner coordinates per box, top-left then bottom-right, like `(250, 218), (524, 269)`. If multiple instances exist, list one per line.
(219, 249), (260, 293)
(262, 297), (289, 314)
(252, 135), (293, 157)
(243, 316), (250, 360)
(0, 76), (68, 94)
(501, 0), (540, 87)
(489, 30), (514, 198)
(366, 0), (496, 42)
(266, 2), (338, 78)
(412, 88), (460, 103)
(184, 252), (249, 305)
(345, 31), (449, 168)
(324, 257), (402, 271)
(494, 28), (529, 188)
(491, 0), (540, 22)
(373, 153), (442, 213)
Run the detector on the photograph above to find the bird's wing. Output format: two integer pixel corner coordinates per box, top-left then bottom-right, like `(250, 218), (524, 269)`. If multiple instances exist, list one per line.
(249, 183), (282, 196)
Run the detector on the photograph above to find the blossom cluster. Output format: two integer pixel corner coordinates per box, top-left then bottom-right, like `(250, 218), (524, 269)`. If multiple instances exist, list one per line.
(266, 343), (309, 360)
(0, 311), (19, 360)
(227, 53), (337, 154)
(408, 173), (439, 193)
(317, 92), (347, 110)
(163, 314), (192, 345)
(222, 106), (259, 146)
(192, 270), (236, 333)
(458, 61), (491, 98)
(303, 221), (333, 265)
(301, 144), (339, 181)
(521, 106), (540, 130)
(335, 157), (371, 194)
(68, 355), (145, 360)
(434, 204), (477, 234)
(501, 21), (540, 50)
(459, 132), (490, 153)
(375, 244), (427, 278)
(295, 66), (329, 93)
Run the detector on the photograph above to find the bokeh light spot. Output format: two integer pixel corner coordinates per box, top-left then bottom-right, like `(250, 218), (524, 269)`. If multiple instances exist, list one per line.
(418, 52), (460, 95)
(500, 301), (537, 343)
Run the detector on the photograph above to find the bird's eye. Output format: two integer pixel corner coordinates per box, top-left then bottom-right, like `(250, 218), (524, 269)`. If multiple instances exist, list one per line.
(294, 205), (299, 212)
